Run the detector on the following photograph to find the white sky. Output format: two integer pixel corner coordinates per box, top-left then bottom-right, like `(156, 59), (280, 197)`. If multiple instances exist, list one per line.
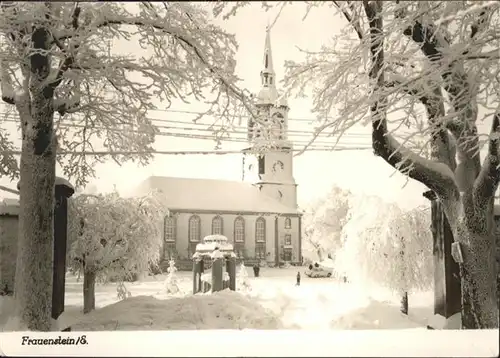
(1, 2), (497, 210)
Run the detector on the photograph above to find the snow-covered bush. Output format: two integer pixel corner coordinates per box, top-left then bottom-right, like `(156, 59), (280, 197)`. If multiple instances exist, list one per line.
(237, 262), (251, 292)
(164, 259), (181, 295)
(337, 196), (432, 293)
(67, 190), (167, 313)
(116, 281), (132, 301)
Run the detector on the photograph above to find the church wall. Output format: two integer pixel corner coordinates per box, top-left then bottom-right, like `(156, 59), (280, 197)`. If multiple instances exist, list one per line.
(174, 212), (189, 258)
(171, 211), (280, 261)
(276, 216), (301, 263)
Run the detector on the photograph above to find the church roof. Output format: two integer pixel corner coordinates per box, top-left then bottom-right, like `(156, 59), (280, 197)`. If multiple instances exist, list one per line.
(131, 176), (300, 215)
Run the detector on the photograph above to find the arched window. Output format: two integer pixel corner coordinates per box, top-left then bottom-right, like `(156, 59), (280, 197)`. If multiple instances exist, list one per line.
(272, 113), (284, 140)
(164, 216), (177, 260)
(188, 215), (201, 242)
(255, 217), (266, 242)
(212, 215), (223, 235)
(284, 217), (291, 229)
(164, 216), (176, 242)
(255, 217), (266, 260)
(234, 216), (245, 243)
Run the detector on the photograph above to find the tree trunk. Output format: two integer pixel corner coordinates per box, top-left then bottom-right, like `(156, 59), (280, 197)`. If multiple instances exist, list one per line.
(14, 116), (56, 331)
(400, 236), (408, 315)
(317, 248), (323, 262)
(457, 229), (498, 328)
(400, 291), (409, 315)
(83, 271), (96, 314)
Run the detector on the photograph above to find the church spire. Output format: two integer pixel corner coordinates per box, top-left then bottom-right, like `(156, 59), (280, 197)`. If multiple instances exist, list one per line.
(257, 26), (278, 105)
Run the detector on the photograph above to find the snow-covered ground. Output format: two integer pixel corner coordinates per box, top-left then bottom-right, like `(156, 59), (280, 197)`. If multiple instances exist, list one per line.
(46, 266), (434, 331)
(2, 267), (499, 356)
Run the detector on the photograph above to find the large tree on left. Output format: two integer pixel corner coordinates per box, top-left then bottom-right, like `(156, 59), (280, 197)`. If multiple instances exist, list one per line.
(0, 2), (248, 331)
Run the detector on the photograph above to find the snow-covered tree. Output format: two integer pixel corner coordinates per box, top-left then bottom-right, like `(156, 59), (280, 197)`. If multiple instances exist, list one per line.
(67, 190), (166, 313)
(302, 186), (352, 261)
(164, 259), (180, 295)
(0, 2), (254, 330)
(217, 1), (500, 328)
(338, 197), (433, 293)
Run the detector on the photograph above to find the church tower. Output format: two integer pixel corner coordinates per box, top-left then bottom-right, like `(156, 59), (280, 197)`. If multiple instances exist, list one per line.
(242, 26), (297, 209)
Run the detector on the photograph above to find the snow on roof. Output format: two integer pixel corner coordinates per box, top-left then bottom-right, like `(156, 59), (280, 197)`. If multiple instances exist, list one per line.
(257, 86), (278, 104)
(203, 234), (229, 243)
(195, 242), (234, 253)
(131, 176), (299, 215)
(16, 176), (74, 191)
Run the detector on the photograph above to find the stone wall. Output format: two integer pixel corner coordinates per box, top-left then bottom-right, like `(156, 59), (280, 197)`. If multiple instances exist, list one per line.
(0, 201), (19, 295)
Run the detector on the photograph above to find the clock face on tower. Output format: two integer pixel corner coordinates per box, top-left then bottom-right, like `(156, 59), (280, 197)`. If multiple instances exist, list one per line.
(273, 160), (284, 173)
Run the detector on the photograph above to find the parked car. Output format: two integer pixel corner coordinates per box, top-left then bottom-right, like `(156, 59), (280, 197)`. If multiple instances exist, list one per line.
(304, 259), (349, 282)
(305, 261), (333, 278)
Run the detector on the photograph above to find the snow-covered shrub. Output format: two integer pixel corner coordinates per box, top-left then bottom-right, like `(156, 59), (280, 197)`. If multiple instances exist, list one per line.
(164, 259), (181, 295)
(116, 281), (132, 301)
(337, 195), (432, 293)
(67, 190), (167, 313)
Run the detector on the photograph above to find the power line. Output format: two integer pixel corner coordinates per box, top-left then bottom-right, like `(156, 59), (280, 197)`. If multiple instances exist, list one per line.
(0, 117), (374, 148)
(91, 106), (340, 123)
(2, 147), (374, 156)
(0, 112), (373, 139)
(1, 115), (424, 154)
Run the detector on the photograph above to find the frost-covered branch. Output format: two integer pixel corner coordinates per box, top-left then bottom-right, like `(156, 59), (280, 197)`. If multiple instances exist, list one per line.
(400, 5), (484, 191)
(384, 75), (456, 171)
(1, 63), (17, 104)
(363, 0), (458, 200)
(0, 2), (257, 187)
(473, 112), (500, 207)
(332, 1), (364, 40)
(45, 4), (81, 97)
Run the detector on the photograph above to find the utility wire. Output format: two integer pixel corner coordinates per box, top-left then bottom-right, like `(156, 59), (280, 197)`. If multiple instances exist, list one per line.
(0, 112), (374, 138)
(2, 147), (374, 156)
(0, 117), (375, 148)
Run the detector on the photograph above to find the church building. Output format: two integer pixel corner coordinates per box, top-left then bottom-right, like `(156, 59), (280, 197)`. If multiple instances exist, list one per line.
(133, 28), (302, 269)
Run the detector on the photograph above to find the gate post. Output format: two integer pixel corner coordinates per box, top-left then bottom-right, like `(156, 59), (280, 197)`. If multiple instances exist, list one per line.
(51, 177), (75, 321)
(227, 256), (236, 291)
(211, 257), (223, 292)
(423, 190), (461, 319)
(192, 259), (200, 294)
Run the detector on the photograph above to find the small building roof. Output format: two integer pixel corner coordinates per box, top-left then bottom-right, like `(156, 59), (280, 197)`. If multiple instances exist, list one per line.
(130, 176), (299, 215)
(0, 198), (19, 216)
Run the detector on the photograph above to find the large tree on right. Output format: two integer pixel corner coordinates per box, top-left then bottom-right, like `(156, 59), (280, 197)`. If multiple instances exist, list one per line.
(278, 1), (500, 328)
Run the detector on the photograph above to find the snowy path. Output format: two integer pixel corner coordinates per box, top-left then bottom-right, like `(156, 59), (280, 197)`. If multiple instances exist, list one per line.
(246, 276), (429, 329)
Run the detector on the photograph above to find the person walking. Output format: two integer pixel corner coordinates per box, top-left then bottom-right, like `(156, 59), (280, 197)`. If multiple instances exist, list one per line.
(296, 271), (301, 286)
